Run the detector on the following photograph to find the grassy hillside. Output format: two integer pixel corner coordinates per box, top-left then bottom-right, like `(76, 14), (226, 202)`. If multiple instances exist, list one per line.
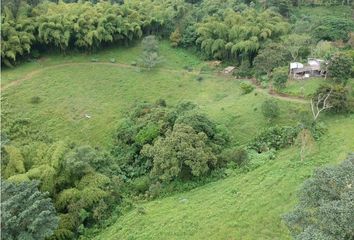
(2, 41), (353, 240)
(94, 116), (354, 240)
(2, 41), (304, 147)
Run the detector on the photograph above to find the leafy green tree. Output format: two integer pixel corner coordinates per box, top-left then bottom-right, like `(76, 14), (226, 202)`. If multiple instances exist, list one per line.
(2, 145), (26, 178)
(315, 84), (351, 114)
(312, 41), (336, 60)
(1, 180), (59, 240)
(284, 154), (354, 240)
(196, 8), (289, 64)
(253, 42), (290, 76)
(170, 28), (182, 47)
(261, 99), (280, 122)
(282, 34), (311, 61)
(272, 66), (288, 90)
(142, 35), (159, 53)
(328, 52), (352, 85)
(138, 35), (163, 70)
(142, 124), (217, 182)
(138, 51), (163, 70)
(1, 6), (35, 66)
(313, 17), (354, 42)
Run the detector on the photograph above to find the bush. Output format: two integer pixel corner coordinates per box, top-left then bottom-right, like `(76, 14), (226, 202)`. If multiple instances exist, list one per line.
(30, 96), (41, 104)
(315, 84), (351, 113)
(222, 147), (249, 167)
(283, 154), (354, 240)
(249, 126), (300, 152)
(272, 66), (288, 90)
(233, 62), (253, 78)
(131, 176), (151, 194)
(240, 82), (255, 95)
(196, 75), (204, 82)
(328, 52), (352, 85)
(261, 99), (280, 121)
(170, 29), (182, 47)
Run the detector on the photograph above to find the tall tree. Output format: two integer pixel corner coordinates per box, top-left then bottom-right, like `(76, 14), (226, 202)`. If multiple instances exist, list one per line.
(284, 154), (354, 240)
(1, 180), (59, 240)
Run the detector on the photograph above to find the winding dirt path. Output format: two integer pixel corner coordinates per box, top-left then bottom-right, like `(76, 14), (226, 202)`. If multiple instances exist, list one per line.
(1, 61), (309, 104)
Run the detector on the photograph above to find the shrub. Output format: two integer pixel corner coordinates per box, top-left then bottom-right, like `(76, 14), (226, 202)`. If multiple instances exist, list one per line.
(131, 176), (151, 194)
(328, 52), (352, 85)
(283, 154), (354, 240)
(222, 147), (249, 167)
(240, 82), (255, 95)
(196, 75), (204, 81)
(170, 29), (182, 47)
(315, 84), (351, 113)
(261, 99), (280, 121)
(30, 96), (41, 104)
(233, 62), (253, 78)
(249, 126), (300, 152)
(272, 66), (288, 90)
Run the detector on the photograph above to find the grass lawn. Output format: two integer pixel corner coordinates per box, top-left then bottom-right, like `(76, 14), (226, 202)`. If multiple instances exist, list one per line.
(2, 41), (304, 147)
(281, 78), (325, 97)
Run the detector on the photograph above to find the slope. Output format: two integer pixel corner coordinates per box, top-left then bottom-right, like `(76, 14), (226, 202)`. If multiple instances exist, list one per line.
(94, 116), (354, 240)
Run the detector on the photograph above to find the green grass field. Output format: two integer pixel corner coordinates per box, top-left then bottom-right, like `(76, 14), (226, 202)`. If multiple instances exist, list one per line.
(2, 41), (305, 147)
(2, 40), (353, 240)
(281, 78), (325, 97)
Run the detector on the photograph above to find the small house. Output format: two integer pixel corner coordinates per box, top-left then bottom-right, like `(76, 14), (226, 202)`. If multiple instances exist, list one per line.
(289, 58), (326, 79)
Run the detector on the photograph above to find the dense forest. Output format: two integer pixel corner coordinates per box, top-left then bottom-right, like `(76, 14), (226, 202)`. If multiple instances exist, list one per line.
(1, 0), (353, 239)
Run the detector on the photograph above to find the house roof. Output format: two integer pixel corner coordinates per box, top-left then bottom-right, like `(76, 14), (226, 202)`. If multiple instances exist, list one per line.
(290, 62), (303, 69)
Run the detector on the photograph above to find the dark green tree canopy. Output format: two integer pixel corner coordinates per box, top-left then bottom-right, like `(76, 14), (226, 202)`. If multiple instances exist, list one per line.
(1, 180), (59, 240)
(284, 154), (354, 240)
(328, 52), (353, 85)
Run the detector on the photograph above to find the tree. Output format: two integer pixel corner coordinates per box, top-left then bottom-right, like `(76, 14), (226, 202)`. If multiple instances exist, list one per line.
(282, 34), (311, 61)
(314, 84), (350, 114)
(261, 99), (280, 122)
(284, 154), (354, 240)
(2, 145), (26, 178)
(1, 180), (59, 240)
(138, 35), (162, 70)
(196, 9), (289, 64)
(142, 124), (217, 182)
(272, 66), (288, 90)
(312, 41), (336, 60)
(1, 6), (35, 66)
(141, 35), (159, 53)
(313, 17), (354, 42)
(253, 42), (290, 76)
(138, 51), (163, 70)
(170, 28), (182, 47)
(328, 52), (352, 85)
(311, 88), (332, 121)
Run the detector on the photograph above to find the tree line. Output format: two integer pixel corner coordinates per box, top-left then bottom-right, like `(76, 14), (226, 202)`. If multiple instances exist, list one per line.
(1, 0), (186, 66)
